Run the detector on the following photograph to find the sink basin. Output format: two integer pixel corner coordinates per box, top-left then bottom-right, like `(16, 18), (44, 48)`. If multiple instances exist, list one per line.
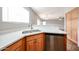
(22, 29), (41, 34)
(59, 28), (64, 31)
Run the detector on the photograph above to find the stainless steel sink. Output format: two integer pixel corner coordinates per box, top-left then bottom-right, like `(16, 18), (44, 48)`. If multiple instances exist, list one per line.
(59, 28), (64, 31)
(22, 29), (41, 34)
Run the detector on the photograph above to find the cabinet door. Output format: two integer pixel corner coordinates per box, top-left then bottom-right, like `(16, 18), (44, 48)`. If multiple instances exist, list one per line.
(67, 39), (78, 51)
(26, 40), (35, 51)
(71, 18), (78, 43)
(4, 38), (25, 51)
(15, 46), (24, 51)
(26, 33), (45, 51)
(71, 8), (78, 44)
(66, 8), (79, 44)
(35, 33), (45, 51)
(35, 38), (44, 51)
(66, 12), (72, 39)
(54, 35), (65, 51)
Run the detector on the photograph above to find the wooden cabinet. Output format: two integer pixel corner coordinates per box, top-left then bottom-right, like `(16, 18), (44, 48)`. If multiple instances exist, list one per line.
(35, 33), (45, 51)
(71, 8), (78, 43)
(26, 39), (35, 51)
(54, 35), (66, 51)
(67, 39), (79, 51)
(71, 8), (79, 19)
(26, 33), (45, 51)
(45, 33), (66, 51)
(66, 8), (79, 44)
(72, 18), (78, 43)
(3, 33), (45, 51)
(35, 37), (45, 51)
(66, 12), (72, 39)
(4, 37), (25, 51)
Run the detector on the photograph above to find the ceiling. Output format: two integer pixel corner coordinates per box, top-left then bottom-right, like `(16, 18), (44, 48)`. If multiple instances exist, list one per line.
(32, 7), (74, 20)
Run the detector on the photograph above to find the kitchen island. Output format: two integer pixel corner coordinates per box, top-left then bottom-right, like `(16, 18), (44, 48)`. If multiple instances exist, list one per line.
(0, 26), (66, 51)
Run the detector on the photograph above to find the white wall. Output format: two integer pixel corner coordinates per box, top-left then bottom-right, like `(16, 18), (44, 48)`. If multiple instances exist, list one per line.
(44, 19), (64, 28)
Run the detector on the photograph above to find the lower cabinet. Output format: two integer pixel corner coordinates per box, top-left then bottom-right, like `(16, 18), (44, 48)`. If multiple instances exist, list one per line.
(3, 33), (45, 51)
(35, 37), (45, 51)
(26, 39), (35, 51)
(26, 33), (45, 51)
(67, 39), (79, 51)
(4, 37), (25, 51)
(54, 35), (66, 51)
(45, 33), (66, 51)
(3, 33), (66, 51)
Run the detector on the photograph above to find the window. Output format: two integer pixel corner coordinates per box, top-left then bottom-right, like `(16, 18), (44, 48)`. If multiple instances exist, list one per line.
(2, 7), (29, 23)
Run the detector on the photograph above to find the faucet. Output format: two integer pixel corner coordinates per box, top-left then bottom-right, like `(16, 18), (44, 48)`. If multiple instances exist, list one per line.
(28, 23), (33, 30)
(30, 24), (33, 30)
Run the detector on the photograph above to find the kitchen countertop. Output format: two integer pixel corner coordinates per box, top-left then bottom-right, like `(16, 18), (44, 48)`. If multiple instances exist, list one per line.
(0, 27), (66, 51)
